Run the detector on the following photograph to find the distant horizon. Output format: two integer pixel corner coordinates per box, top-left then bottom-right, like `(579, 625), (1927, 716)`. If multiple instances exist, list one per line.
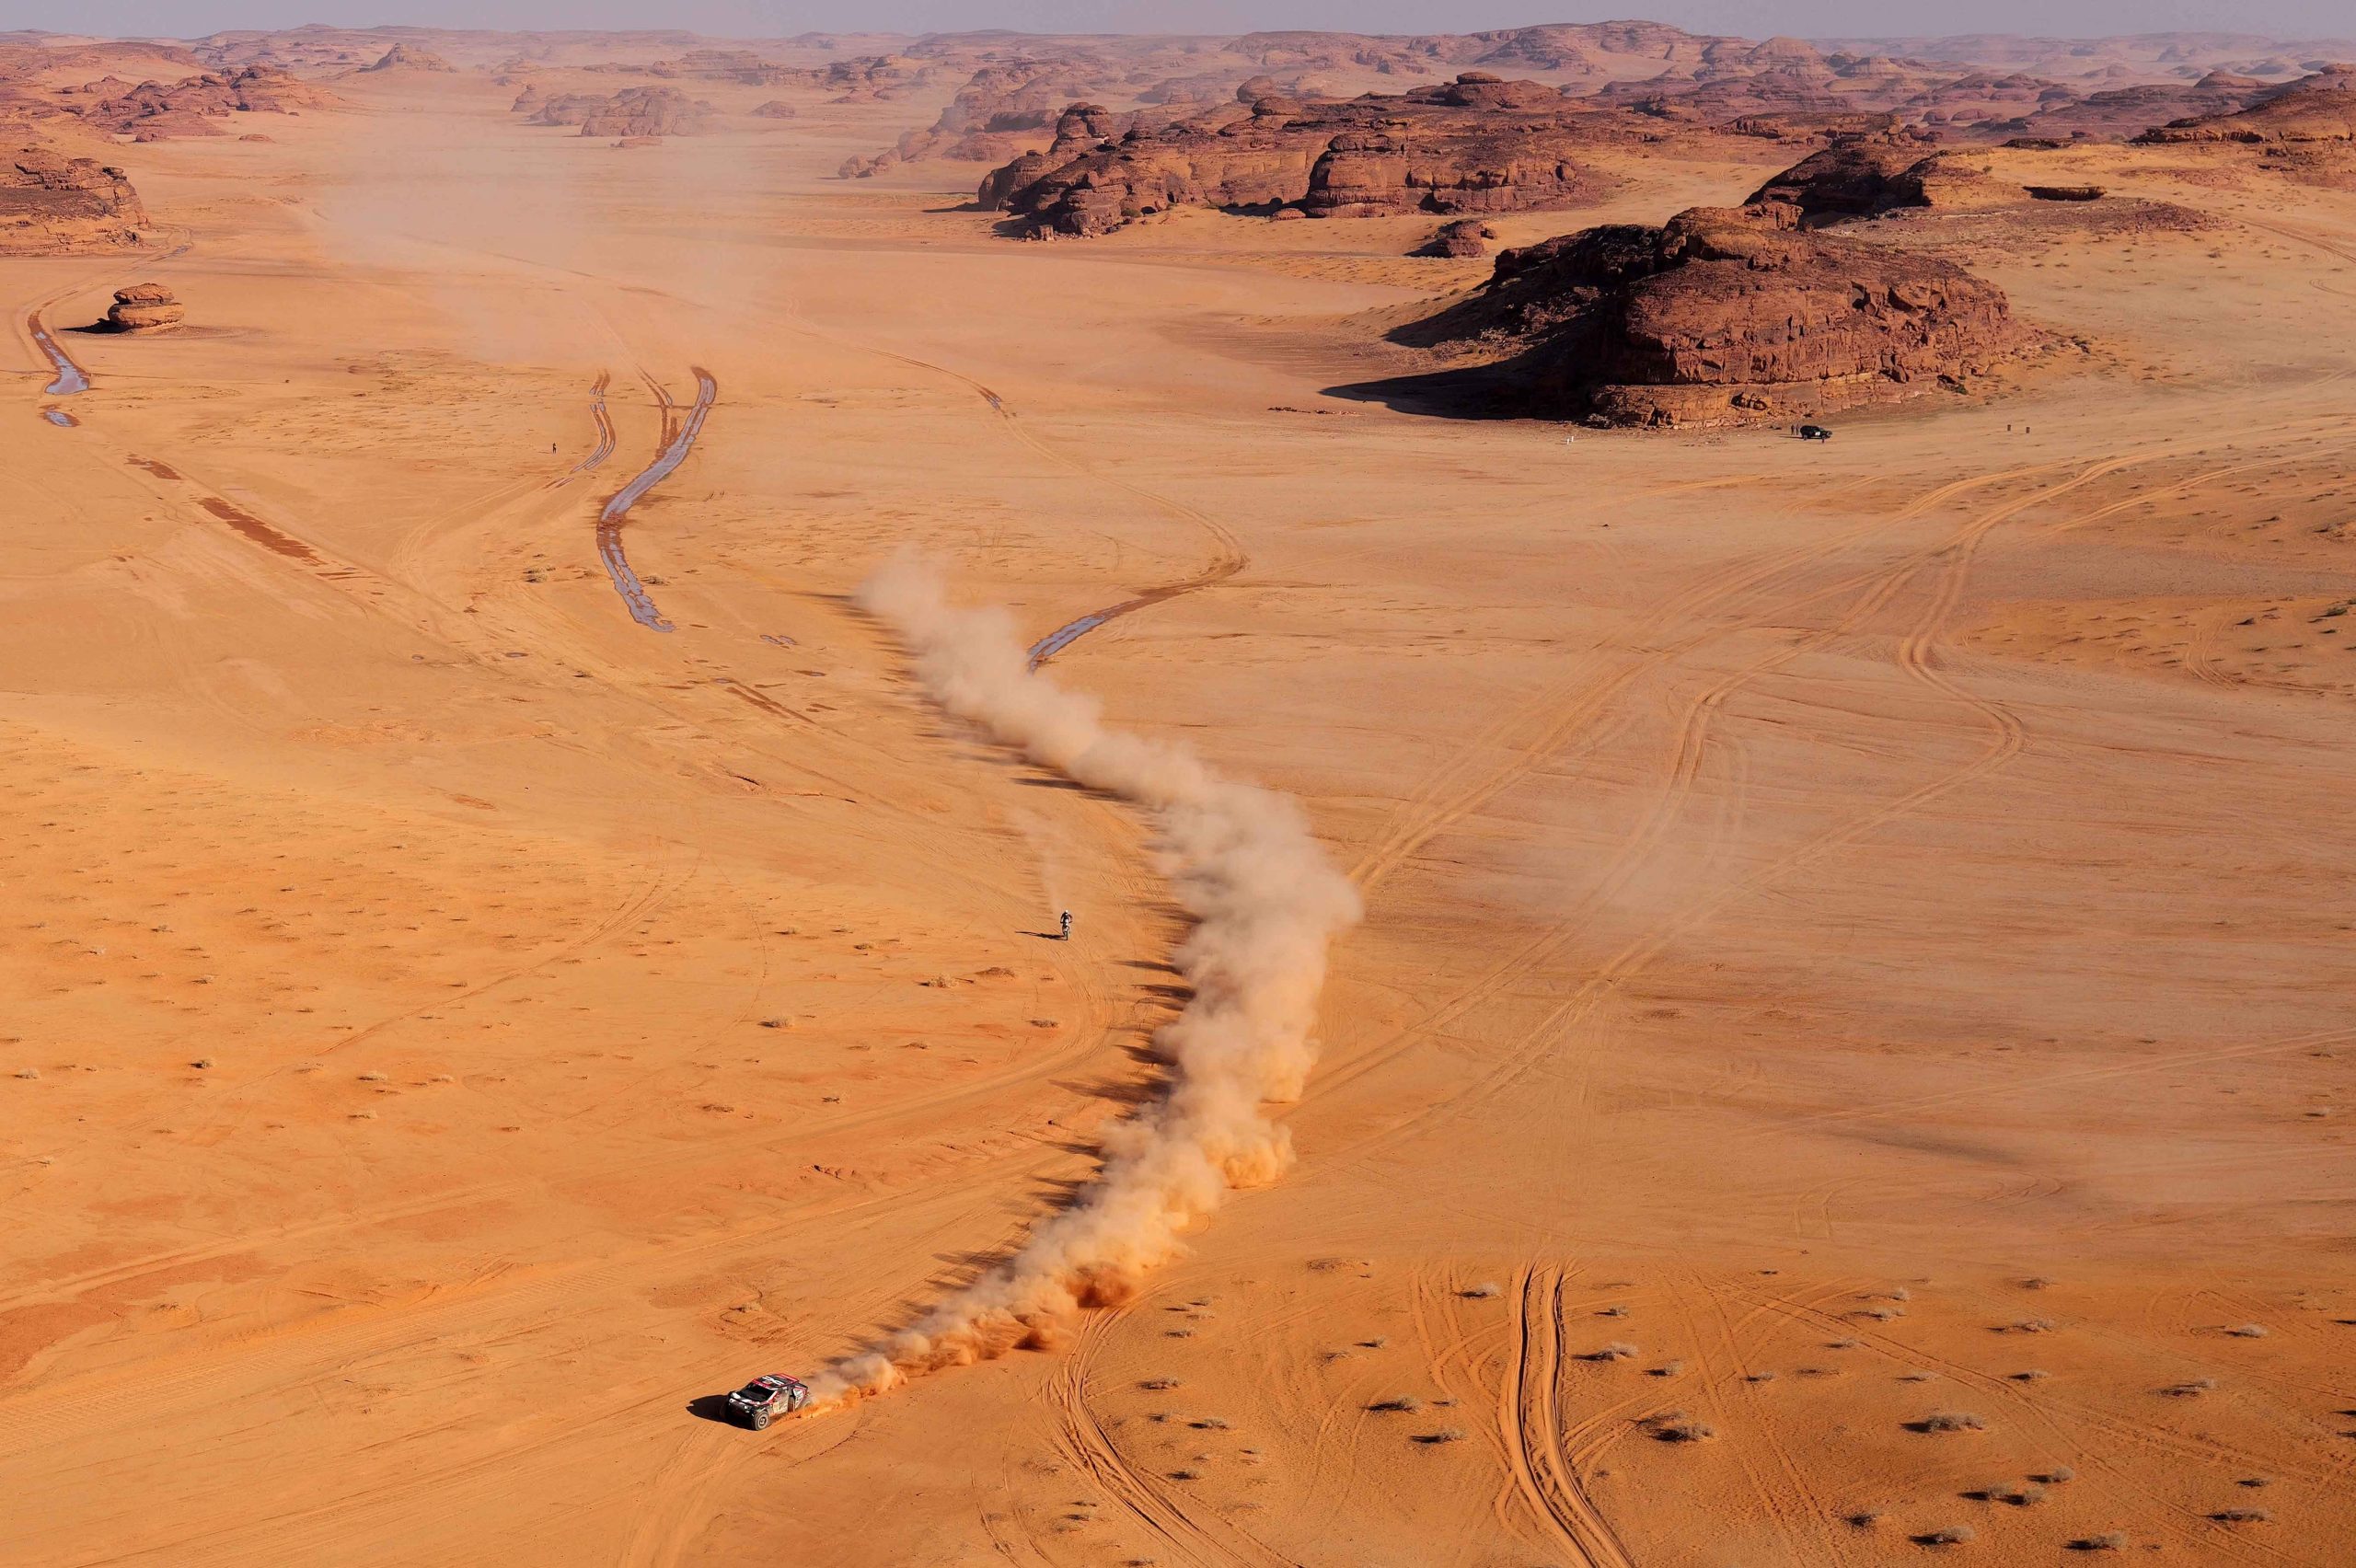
(14, 4), (2355, 51)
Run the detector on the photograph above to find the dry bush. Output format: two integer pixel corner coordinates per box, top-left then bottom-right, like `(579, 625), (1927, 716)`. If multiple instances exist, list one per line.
(1915, 1525), (1976, 1546)
(2067, 1535), (2126, 1552)
(2161, 1378), (2216, 1398)
(1585, 1342), (1638, 1362)
(1369, 1397), (1421, 1413)
(2223, 1323), (2269, 1338)
(2211, 1508), (2271, 1524)
(1461, 1282), (1502, 1299)
(1914, 1411), (1989, 1434)
(1643, 1411), (1715, 1443)
(1416, 1427), (1468, 1445)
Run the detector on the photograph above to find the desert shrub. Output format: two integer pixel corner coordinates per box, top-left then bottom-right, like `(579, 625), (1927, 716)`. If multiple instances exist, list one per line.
(1915, 1411), (1988, 1434)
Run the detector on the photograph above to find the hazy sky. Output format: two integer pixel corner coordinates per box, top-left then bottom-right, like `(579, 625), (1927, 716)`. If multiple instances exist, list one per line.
(19, 0), (2354, 43)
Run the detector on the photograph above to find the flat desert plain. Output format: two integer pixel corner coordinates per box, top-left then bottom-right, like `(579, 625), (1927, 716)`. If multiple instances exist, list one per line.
(7, 60), (2356, 1568)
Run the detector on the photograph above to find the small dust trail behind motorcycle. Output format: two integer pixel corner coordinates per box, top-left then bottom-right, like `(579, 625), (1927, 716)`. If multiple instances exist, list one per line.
(804, 553), (1360, 1409)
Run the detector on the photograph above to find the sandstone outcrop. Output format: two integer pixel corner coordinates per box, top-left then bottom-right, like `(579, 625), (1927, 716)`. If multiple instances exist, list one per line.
(1992, 71), (2282, 142)
(751, 100), (797, 119)
(1389, 203), (2032, 426)
(972, 102), (1130, 207)
(531, 86), (713, 138)
(361, 44), (453, 74)
(0, 150), (147, 254)
(2135, 64), (2354, 144)
(646, 50), (793, 86)
(982, 76), (1613, 236)
(1744, 131), (1942, 222)
(74, 66), (330, 139)
(106, 282), (182, 331)
(1421, 217), (1495, 257)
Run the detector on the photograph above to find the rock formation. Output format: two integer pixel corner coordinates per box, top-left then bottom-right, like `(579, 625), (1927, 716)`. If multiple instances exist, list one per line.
(982, 76), (1614, 236)
(972, 102), (1129, 208)
(2135, 64), (2354, 144)
(645, 49), (794, 86)
(1386, 202), (2033, 426)
(1421, 217), (1496, 257)
(530, 86), (713, 138)
(361, 44), (454, 74)
(71, 66), (331, 140)
(0, 150), (147, 254)
(1744, 131), (1944, 223)
(106, 282), (183, 331)
(751, 100), (797, 119)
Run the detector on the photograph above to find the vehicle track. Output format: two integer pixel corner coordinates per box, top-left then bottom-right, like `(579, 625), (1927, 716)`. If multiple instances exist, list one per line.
(596, 367), (716, 633)
(1316, 454), (2173, 1161)
(1496, 1264), (1637, 1568)
(1047, 1313), (1284, 1568)
(1731, 1283), (2303, 1565)
(772, 315), (1250, 665)
(27, 307), (88, 398)
(569, 370), (617, 478)
(1343, 465), (2040, 895)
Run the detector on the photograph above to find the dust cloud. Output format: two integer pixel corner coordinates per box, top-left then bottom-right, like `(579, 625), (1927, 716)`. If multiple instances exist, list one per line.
(804, 555), (1361, 1409)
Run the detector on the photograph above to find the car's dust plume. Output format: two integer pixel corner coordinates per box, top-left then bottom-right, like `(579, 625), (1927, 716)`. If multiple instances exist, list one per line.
(804, 554), (1360, 1410)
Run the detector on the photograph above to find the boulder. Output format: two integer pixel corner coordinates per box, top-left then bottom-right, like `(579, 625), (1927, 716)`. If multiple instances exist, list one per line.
(1421, 217), (1496, 257)
(107, 282), (183, 331)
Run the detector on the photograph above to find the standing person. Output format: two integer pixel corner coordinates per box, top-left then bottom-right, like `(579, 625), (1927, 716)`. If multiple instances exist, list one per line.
(1059, 909), (1073, 941)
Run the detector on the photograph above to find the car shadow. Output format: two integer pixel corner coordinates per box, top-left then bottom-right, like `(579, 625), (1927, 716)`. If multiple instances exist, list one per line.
(686, 1394), (742, 1425)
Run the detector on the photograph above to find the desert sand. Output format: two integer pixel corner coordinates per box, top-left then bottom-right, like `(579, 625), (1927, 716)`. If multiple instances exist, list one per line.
(6, 30), (2356, 1568)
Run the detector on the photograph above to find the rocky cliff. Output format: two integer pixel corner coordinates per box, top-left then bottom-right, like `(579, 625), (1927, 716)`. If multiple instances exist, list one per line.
(0, 150), (148, 254)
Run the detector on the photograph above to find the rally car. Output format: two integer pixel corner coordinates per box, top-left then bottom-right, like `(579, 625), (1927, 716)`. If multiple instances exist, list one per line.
(726, 1374), (809, 1429)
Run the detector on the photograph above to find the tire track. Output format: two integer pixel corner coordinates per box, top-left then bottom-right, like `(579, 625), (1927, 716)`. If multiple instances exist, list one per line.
(1344, 465), (2045, 896)
(769, 315), (1249, 666)
(568, 369), (617, 478)
(1319, 454), (2159, 1159)
(596, 367), (716, 633)
(1047, 1312), (1297, 1568)
(1497, 1264), (1636, 1568)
